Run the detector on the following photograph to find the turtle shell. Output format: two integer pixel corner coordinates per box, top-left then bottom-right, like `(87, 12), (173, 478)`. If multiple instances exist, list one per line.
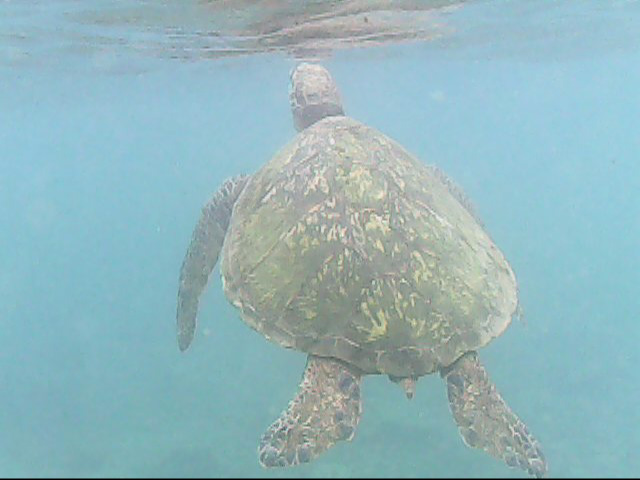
(221, 116), (517, 377)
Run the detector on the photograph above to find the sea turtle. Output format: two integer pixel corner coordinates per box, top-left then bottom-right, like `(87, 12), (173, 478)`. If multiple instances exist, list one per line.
(176, 62), (547, 477)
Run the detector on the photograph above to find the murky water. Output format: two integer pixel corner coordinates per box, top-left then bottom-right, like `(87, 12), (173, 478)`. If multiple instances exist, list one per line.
(1, 1), (639, 477)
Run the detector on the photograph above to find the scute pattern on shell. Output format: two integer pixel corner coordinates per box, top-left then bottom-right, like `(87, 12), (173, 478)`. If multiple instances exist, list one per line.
(221, 116), (517, 376)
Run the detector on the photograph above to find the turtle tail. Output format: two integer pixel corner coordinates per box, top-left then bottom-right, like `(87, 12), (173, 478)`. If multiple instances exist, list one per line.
(176, 175), (249, 351)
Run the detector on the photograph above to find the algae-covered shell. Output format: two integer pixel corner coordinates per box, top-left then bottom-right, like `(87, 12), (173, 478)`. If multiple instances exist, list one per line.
(221, 115), (517, 377)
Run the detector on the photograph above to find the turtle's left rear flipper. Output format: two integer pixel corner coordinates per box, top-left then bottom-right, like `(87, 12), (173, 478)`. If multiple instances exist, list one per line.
(176, 175), (248, 351)
(258, 355), (362, 467)
(441, 351), (547, 478)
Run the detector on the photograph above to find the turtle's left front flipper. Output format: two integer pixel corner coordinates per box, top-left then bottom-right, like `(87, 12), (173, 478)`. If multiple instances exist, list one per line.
(177, 175), (249, 351)
(441, 351), (547, 478)
(258, 355), (363, 467)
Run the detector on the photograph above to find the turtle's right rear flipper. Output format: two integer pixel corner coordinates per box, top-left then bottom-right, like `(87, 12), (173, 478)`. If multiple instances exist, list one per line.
(441, 351), (547, 478)
(177, 175), (249, 351)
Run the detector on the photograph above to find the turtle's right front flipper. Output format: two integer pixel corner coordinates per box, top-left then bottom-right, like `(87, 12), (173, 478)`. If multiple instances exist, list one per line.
(177, 175), (249, 351)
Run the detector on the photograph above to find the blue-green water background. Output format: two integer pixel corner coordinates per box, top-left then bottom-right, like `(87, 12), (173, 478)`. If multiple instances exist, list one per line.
(1, 1), (639, 477)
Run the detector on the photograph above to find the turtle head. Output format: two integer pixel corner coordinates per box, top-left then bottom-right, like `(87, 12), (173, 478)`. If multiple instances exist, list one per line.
(289, 62), (344, 132)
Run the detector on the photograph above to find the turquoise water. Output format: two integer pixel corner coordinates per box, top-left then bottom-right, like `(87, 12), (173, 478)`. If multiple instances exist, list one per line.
(1, 1), (639, 477)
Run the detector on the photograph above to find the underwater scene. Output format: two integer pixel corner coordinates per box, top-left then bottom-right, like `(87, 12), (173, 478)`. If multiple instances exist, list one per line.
(1, 0), (639, 477)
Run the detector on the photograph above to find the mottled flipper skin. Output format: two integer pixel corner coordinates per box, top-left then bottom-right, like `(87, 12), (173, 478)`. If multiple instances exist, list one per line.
(259, 355), (362, 467)
(177, 175), (249, 351)
(441, 352), (547, 478)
